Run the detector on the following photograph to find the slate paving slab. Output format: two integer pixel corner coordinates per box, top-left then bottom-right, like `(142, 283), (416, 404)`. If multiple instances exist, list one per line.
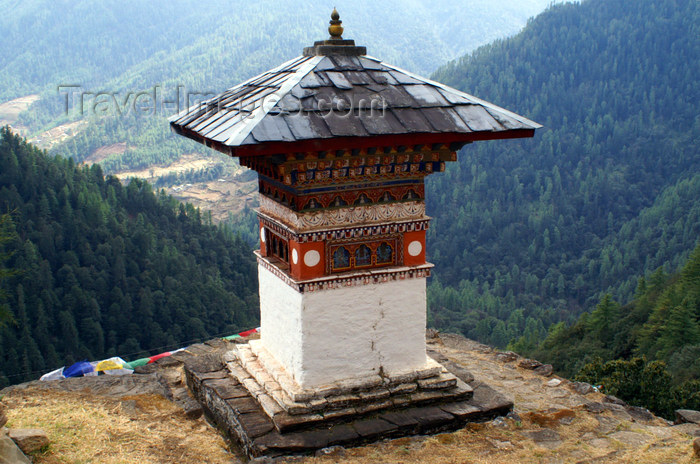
(0, 434), (31, 464)
(523, 428), (562, 449)
(676, 409), (700, 425)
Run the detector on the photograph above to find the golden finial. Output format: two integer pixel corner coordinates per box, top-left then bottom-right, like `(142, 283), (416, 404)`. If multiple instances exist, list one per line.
(328, 8), (343, 39)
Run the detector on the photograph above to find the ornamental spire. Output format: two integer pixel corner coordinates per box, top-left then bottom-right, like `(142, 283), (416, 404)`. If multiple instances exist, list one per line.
(328, 8), (343, 39)
(303, 8), (366, 56)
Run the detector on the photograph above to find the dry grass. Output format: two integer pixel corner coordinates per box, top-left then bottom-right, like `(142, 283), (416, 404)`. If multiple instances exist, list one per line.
(3, 387), (697, 464)
(2, 387), (237, 464)
(298, 412), (698, 464)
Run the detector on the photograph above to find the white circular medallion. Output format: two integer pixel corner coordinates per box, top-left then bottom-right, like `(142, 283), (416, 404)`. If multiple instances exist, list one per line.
(408, 240), (423, 257)
(260, 227), (266, 243)
(292, 248), (298, 264)
(304, 250), (321, 267)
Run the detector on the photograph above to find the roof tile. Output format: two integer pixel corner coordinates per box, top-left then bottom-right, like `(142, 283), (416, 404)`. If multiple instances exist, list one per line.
(454, 105), (503, 131)
(324, 72), (354, 90)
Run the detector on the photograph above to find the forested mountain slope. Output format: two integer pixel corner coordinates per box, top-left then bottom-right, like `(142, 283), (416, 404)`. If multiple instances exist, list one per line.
(539, 243), (700, 382)
(530, 245), (700, 419)
(0, 128), (258, 385)
(426, 0), (700, 347)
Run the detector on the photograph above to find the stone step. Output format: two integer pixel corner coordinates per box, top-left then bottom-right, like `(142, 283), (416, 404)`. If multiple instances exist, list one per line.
(183, 344), (512, 458)
(223, 349), (473, 432)
(230, 344), (464, 421)
(270, 380), (473, 433)
(241, 342), (445, 402)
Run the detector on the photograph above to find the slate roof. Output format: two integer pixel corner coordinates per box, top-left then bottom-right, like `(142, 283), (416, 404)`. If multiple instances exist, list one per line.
(169, 52), (541, 153)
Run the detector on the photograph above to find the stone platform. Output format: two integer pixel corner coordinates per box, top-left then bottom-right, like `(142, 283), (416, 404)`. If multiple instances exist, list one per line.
(184, 340), (513, 458)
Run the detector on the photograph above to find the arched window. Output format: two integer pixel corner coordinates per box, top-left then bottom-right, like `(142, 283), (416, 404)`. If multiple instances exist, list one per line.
(268, 232), (289, 264)
(333, 247), (350, 270)
(376, 242), (393, 264)
(355, 245), (372, 267)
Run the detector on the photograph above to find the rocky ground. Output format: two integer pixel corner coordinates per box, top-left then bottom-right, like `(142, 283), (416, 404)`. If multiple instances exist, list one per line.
(2, 332), (699, 463)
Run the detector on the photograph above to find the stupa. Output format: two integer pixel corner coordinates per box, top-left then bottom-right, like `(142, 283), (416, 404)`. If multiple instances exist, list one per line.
(171, 9), (540, 456)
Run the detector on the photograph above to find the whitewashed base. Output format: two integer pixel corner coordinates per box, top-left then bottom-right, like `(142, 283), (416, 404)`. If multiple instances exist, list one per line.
(258, 263), (430, 390)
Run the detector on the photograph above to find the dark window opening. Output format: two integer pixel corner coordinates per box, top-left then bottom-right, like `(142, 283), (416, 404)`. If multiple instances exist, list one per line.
(333, 247), (350, 270)
(355, 245), (372, 267)
(269, 232), (289, 264)
(377, 242), (393, 264)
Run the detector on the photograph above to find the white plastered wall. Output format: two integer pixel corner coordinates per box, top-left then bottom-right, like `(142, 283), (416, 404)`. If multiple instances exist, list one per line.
(258, 265), (304, 380)
(258, 264), (429, 389)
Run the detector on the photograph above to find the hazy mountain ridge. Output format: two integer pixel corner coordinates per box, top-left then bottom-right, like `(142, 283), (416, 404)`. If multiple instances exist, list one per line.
(0, 0), (555, 171)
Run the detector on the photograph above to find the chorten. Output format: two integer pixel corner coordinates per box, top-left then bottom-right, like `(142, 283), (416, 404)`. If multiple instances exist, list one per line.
(171, 10), (539, 456)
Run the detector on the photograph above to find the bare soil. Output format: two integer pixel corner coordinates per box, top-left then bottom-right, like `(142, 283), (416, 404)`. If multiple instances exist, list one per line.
(84, 142), (129, 165)
(0, 94), (40, 135)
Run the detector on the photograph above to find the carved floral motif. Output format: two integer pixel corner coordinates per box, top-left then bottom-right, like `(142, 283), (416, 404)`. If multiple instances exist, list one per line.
(259, 195), (426, 231)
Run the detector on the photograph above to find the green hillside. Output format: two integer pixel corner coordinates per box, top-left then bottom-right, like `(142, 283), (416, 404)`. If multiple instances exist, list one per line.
(531, 245), (700, 419)
(426, 0), (700, 348)
(0, 128), (258, 385)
